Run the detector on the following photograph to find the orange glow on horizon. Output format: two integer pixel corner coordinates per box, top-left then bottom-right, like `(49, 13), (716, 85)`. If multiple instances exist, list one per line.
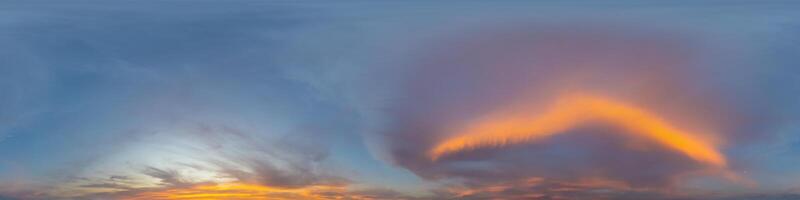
(429, 92), (726, 167)
(122, 183), (349, 200)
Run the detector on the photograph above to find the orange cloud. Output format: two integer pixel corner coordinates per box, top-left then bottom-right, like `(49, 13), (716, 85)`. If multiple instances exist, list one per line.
(429, 92), (726, 167)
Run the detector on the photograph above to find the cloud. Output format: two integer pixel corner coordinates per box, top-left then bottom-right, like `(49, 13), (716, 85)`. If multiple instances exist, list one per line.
(373, 23), (754, 198)
(3, 2), (800, 200)
(428, 93), (727, 167)
(220, 159), (350, 190)
(79, 183), (133, 190)
(43, 123), (414, 200)
(141, 167), (189, 187)
(0, 3), (396, 197)
(430, 177), (670, 200)
(11, 122), (396, 200)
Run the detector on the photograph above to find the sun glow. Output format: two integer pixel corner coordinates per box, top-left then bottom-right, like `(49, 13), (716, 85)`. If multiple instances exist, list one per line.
(429, 92), (726, 167)
(122, 183), (347, 200)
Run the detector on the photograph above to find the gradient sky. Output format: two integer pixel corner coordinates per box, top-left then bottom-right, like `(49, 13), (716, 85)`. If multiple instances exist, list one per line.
(1, 1), (800, 200)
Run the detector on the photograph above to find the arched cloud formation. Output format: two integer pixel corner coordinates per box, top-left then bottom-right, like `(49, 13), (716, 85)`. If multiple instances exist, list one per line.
(376, 24), (756, 197)
(2, 2), (800, 200)
(428, 93), (726, 167)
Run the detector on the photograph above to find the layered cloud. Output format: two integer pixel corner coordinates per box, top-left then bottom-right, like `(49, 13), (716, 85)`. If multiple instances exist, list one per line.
(2, 2), (800, 200)
(374, 24), (758, 198)
(3, 121), (414, 200)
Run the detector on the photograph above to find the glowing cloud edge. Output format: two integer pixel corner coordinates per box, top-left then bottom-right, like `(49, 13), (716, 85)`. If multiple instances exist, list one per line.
(428, 92), (727, 167)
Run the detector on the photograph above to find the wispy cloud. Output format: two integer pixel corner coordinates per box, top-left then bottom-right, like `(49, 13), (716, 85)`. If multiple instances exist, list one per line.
(2, 2), (800, 200)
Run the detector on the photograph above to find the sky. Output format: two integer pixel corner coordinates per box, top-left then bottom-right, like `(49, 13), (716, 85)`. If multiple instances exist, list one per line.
(1, 1), (800, 200)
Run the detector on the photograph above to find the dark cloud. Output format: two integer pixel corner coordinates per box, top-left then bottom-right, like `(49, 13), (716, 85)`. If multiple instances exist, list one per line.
(79, 183), (132, 190)
(221, 159), (350, 189)
(108, 176), (129, 181)
(2, 2), (800, 200)
(201, 124), (350, 189)
(431, 177), (664, 200)
(37, 123), (360, 199)
(0, 183), (52, 200)
(142, 167), (188, 187)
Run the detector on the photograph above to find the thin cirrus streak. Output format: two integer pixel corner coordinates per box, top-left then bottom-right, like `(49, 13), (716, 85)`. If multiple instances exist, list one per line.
(428, 92), (727, 167)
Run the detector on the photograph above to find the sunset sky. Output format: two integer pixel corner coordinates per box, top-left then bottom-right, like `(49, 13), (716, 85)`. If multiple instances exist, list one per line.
(2, 1), (800, 200)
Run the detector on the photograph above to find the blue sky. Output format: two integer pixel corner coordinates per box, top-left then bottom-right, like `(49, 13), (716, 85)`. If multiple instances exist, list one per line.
(1, 1), (800, 199)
